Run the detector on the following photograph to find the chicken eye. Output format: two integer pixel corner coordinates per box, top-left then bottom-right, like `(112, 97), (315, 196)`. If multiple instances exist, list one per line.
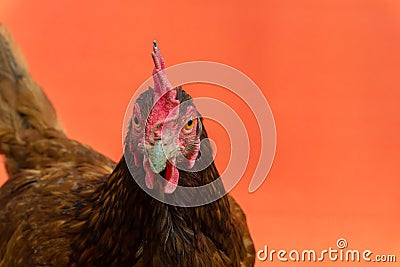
(184, 116), (195, 132)
(133, 115), (140, 128)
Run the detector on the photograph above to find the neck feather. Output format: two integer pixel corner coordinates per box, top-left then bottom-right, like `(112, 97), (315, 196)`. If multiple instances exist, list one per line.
(72, 152), (239, 266)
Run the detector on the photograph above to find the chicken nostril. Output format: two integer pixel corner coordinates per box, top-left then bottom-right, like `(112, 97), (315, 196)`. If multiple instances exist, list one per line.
(149, 132), (162, 145)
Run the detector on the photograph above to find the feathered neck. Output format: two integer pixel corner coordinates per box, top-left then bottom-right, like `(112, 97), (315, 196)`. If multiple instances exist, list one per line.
(71, 151), (243, 266)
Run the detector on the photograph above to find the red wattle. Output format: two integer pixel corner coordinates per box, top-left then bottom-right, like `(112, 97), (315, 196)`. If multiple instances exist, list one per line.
(143, 156), (154, 189)
(163, 161), (179, 194)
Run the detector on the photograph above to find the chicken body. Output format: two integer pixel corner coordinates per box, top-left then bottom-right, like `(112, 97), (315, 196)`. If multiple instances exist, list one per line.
(0, 25), (255, 266)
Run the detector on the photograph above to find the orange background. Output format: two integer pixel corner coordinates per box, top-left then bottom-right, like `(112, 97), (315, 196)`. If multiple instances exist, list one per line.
(0, 0), (399, 266)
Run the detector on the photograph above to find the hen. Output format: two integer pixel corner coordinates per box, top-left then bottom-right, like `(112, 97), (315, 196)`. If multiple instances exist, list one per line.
(0, 25), (255, 267)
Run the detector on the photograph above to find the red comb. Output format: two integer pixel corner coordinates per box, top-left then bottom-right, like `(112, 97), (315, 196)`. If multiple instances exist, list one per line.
(152, 40), (173, 99)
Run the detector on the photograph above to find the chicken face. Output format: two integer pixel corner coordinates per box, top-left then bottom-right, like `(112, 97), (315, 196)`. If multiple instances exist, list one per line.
(128, 42), (201, 194)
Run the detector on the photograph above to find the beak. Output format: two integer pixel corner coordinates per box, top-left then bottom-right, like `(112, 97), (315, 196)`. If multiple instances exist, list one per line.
(146, 136), (180, 172)
(145, 139), (180, 194)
